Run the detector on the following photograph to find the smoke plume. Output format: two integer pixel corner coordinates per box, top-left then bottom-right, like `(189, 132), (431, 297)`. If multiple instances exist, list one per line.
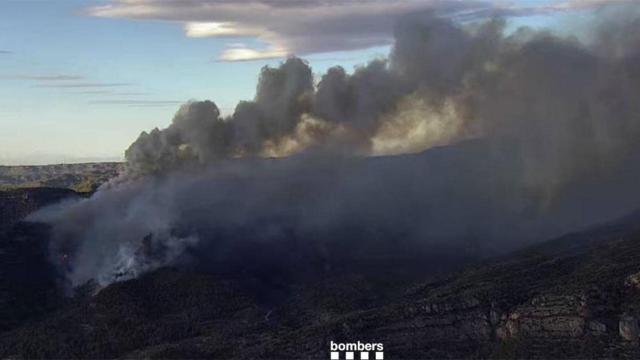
(32, 8), (640, 287)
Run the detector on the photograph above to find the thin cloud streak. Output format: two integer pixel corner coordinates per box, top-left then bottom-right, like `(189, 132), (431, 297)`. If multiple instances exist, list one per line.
(73, 90), (114, 95)
(5, 73), (149, 101)
(3, 74), (85, 81)
(36, 82), (133, 88)
(88, 100), (183, 107)
(110, 92), (151, 96)
(73, 90), (151, 95)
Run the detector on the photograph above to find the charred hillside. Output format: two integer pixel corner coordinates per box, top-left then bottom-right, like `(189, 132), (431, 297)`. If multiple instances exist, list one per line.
(3, 204), (640, 358)
(0, 187), (80, 233)
(30, 139), (640, 287)
(0, 188), (80, 333)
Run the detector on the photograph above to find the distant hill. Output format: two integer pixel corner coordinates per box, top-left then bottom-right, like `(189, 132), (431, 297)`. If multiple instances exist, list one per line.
(0, 162), (123, 192)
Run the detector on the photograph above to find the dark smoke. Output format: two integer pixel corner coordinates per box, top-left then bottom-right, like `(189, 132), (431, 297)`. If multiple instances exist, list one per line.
(32, 8), (640, 286)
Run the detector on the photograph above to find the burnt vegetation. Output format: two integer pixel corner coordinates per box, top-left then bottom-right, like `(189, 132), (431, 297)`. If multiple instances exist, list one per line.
(3, 186), (640, 358)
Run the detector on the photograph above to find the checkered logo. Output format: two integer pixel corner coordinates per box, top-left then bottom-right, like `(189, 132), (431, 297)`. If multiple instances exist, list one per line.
(329, 341), (384, 360)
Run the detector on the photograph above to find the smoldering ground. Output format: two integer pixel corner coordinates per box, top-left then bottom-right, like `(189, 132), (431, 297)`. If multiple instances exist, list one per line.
(31, 8), (640, 288)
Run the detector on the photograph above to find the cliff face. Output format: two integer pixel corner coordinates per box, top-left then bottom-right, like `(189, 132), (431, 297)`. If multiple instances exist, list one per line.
(2, 210), (640, 359)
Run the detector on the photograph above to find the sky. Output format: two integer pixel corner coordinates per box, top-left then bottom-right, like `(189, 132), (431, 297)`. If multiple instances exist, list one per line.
(0, 0), (616, 165)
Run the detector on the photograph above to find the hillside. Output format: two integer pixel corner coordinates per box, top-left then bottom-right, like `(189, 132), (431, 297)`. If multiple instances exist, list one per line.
(0, 187), (81, 234)
(0, 163), (123, 192)
(2, 205), (640, 358)
(1, 146), (640, 358)
(0, 188), (81, 333)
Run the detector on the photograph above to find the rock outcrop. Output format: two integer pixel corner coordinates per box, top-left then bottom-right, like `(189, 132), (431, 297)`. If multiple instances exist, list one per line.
(497, 295), (587, 339)
(619, 314), (639, 342)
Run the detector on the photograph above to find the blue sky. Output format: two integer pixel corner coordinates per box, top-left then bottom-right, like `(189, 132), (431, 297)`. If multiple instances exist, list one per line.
(0, 0), (601, 164)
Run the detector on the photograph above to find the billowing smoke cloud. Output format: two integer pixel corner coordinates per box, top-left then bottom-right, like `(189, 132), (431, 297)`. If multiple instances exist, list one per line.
(124, 57), (315, 174)
(125, 11), (640, 189)
(32, 7), (640, 287)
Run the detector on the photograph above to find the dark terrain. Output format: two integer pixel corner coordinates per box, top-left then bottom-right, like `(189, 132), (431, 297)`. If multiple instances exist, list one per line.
(0, 163), (122, 192)
(2, 185), (640, 359)
(0, 188), (82, 234)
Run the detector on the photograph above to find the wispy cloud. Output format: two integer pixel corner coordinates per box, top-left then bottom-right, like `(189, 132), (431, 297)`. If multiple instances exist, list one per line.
(73, 90), (150, 95)
(87, 0), (635, 61)
(110, 92), (150, 96)
(3, 74), (84, 81)
(0, 50), (12, 55)
(5, 72), (151, 100)
(72, 90), (114, 95)
(3, 74), (134, 89)
(88, 100), (183, 107)
(36, 82), (133, 88)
